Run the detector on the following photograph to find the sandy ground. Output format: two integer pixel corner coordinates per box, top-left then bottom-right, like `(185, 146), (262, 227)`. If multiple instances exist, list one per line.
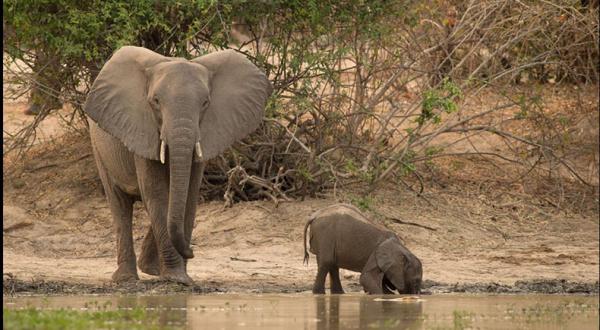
(4, 194), (599, 291)
(3, 91), (599, 295)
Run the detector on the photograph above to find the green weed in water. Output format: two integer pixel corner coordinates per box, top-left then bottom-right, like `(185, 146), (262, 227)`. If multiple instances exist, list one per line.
(367, 317), (401, 329)
(505, 300), (600, 325)
(3, 306), (183, 330)
(452, 310), (474, 330)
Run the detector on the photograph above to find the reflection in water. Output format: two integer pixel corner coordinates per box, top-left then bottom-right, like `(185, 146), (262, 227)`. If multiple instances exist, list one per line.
(116, 295), (188, 327)
(359, 297), (423, 329)
(316, 295), (423, 330)
(3, 294), (598, 329)
(116, 295), (188, 328)
(316, 295), (339, 330)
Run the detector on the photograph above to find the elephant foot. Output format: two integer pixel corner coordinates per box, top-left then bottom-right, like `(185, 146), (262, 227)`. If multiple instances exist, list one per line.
(112, 265), (139, 283)
(160, 269), (194, 286)
(138, 230), (160, 276)
(138, 257), (160, 276)
(331, 288), (345, 294)
(312, 287), (326, 294)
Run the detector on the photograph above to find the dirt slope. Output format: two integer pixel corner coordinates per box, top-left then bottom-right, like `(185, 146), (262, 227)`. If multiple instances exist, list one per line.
(4, 181), (598, 293)
(2, 90), (599, 294)
(3, 146), (598, 293)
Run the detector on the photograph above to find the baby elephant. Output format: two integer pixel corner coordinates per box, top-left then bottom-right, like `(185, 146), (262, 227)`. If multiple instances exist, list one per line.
(303, 204), (422, 294)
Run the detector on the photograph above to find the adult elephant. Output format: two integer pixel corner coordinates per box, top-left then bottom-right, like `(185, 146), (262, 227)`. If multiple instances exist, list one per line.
(84, 46), (272, 285)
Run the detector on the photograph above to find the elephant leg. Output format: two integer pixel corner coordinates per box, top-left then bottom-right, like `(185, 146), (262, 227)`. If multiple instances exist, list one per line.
(96, 168), (138, 282)
(313, 236), (336, 294)
(313, 264), (328, 294)
(329, 266), (345, 294)
(135, 157), (192, 285)
(138, 227), (160, 276)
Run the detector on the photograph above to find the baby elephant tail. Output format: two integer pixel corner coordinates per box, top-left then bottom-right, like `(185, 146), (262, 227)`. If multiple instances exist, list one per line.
(303, 216), (315, 265)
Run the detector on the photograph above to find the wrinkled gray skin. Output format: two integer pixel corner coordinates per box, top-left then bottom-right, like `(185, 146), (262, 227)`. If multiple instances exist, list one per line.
(85, 46), (272, 285)
(303, 204), (422, 294)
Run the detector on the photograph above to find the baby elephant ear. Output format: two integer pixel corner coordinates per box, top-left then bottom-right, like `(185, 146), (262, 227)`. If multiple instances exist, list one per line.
(376, 237), (406, 291)
(375, 238), (397, 272)
(192, 50), (273, 161)
(84, 46), (169, 160)
(360, 248), (385, 294)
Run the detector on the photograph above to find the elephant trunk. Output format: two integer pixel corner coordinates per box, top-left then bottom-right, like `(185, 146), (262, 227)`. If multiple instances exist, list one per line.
(167, 117), (196, 260)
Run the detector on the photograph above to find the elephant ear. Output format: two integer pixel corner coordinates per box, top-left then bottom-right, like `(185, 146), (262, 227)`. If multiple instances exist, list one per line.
(360, 248), (385, 294)
(361, 237), (405, 294)
(84, 46), (171, 160)
(376, 237), (406, 291)
(375, 238), (397, 271)
(192, 50), (273, 161)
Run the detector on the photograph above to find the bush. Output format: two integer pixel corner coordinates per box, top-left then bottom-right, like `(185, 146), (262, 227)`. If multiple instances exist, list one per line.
(4, 0), (598, 204)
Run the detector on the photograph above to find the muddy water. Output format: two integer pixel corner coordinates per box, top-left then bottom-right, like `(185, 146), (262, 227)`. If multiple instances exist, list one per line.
(3, 294), (598, 329)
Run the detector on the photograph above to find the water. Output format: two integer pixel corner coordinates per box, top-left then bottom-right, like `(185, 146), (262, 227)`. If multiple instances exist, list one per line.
(4, 294), (599, 329)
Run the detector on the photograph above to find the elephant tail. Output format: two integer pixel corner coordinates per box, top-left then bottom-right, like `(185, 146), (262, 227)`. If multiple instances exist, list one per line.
(303, 216), (315, 265)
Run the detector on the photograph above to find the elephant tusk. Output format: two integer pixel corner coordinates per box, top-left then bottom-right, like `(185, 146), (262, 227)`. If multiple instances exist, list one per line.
(195, 142), (203, 160)
(160, 140), (166, 164)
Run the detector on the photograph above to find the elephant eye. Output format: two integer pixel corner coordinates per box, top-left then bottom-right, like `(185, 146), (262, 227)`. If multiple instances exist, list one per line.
(202, 99), (210, 108)
(149, 95), (160, 108)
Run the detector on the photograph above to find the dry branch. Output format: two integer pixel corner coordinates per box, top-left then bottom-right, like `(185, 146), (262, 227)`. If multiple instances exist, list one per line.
(4, 0), (597, 207)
